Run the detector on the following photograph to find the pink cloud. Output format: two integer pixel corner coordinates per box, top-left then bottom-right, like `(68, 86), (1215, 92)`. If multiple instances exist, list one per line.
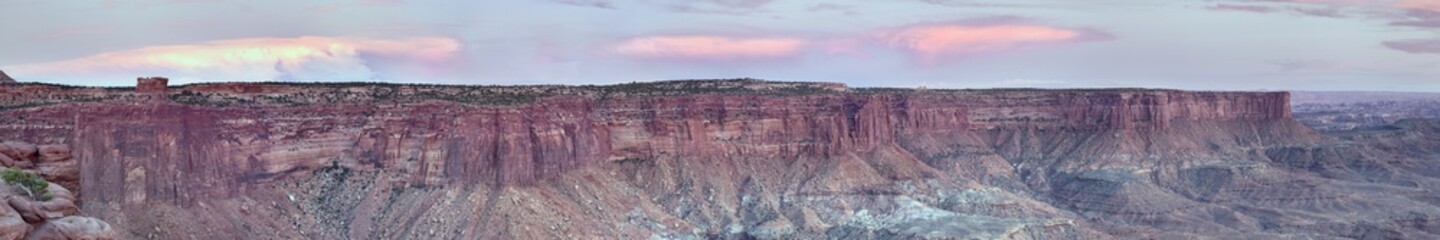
(643, 0), (776, 15)
(1392, 0), (1440, 28)
(1227, 0), (1436, 19)
(609, 19), (1109, 64)
(304, 0), (405, 12)
(695, 0), (773, 9)
(551, 0), (616, 9)
(1247, 0), (1385, 7)
(358, 0), (405, 5)
(874, 21), (1105, 63)
(1397, 0), (1440, 12)
(816, 38), (867, 57)
(915, 0), (1029, 8)
(1207, 1), (1350, 17)
(1209, 4), (1276, 13)
(1384, 38), (1440, 54)
(1303, 0), (1440, 53)
(613, 35), (807, 61)
(7, 37), (460, 81)
(806, 3), (856, 15)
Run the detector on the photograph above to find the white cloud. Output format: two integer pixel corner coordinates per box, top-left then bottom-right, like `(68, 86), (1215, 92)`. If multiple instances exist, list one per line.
(5, 36), (459, 84)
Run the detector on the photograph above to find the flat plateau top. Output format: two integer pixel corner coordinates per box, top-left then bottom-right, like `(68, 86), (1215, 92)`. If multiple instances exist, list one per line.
(2, 78), (1277, 95)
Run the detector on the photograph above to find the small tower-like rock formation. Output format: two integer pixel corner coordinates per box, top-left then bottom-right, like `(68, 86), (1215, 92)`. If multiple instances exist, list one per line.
(137, 77), (169, 101)
(137, 77), (168, 93)
(0, 70), (15, 84)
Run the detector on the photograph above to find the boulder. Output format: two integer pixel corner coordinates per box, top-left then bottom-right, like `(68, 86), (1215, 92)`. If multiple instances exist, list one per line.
(0, 168), (107, 240)
(0, 203), (29, 240)
(35, 183), (78, 217)
(34, 146), (68, 164)
(0, 142), (37, 164)
(24, 217), (116, 240)
(0, 154), (18, 169)
(31, 147), (76, 191)
(8, 197), (45, 224)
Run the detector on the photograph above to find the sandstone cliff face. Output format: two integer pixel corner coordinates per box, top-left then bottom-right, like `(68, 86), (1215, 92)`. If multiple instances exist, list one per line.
(0, 80), (1436, 239)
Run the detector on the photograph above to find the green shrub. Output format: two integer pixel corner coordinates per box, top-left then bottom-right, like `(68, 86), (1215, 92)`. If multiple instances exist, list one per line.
(1, 168), (51, 201)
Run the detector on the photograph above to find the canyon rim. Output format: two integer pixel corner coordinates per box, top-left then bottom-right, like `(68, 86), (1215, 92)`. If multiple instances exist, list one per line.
(0, 78), (1437, 239)
(7, 0), (1440, 239)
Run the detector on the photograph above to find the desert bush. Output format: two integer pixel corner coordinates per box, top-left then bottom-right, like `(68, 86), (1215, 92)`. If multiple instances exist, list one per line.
(1, 168), (51, 201)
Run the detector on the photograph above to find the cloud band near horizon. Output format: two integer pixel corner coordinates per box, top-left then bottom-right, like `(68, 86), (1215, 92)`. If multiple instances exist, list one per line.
(5, 37), (460, 83)
(1, 0), (1438, 91)
(610, 18), (1105, 64)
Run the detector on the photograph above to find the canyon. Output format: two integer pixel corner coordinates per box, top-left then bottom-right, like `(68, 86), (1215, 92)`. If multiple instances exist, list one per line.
(0, 78), (1438, 239)
(1292, 91), (1440, 132)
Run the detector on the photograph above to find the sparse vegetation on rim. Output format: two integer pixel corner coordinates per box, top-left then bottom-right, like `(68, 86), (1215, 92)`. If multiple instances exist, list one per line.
(1, 167), (52, 201)
(157, 78), (847, 107)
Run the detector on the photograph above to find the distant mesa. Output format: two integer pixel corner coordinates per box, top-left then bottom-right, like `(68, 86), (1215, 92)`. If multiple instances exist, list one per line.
(0, 70), (14, 84)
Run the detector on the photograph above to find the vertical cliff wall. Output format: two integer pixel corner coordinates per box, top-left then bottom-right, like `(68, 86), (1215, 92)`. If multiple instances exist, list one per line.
(45, 85), (1302, 217)
(13, 80), (1417, 240)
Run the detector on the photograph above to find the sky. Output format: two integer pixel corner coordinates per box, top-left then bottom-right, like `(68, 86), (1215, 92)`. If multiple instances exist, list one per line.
(0, 0), (1437, 91)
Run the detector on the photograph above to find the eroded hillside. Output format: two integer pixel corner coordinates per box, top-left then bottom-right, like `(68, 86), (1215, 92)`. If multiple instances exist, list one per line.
(1, 79), (1438, 239)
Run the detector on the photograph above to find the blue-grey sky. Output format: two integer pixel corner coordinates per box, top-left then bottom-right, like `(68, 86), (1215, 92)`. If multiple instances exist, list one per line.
(0, 0), (1437, 91)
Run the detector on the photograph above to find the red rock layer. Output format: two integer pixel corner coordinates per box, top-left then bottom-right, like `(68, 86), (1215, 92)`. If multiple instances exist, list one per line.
(1, 81), (1362, 239)
(54, 90), (1292, 193)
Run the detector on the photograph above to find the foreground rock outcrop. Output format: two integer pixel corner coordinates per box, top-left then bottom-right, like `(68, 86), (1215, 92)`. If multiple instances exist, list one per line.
(0, 79), (1437, 239)
(0, 141), (114, 240)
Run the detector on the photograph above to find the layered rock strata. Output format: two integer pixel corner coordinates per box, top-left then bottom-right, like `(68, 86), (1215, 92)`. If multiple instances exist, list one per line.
(0, 79), (1435, 239)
